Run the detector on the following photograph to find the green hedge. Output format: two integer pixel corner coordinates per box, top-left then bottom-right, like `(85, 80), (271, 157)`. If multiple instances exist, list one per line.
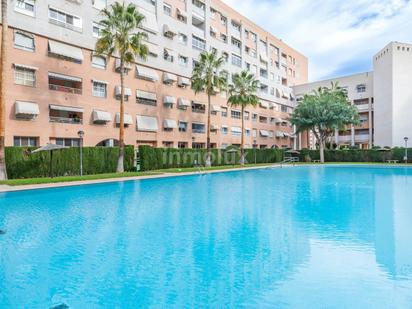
(298, 148), (412, 163)
(6, 146), (135, 179)
(138, 146), (284, 171)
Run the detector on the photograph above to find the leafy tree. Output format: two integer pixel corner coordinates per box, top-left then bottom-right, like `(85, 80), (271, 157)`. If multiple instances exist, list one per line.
(0, 0), (8, 179)
(191, 50), (227, 167)
(95, 2), (148, 172)
(227, 71), (259, 165)
(290, 82), (359, 162)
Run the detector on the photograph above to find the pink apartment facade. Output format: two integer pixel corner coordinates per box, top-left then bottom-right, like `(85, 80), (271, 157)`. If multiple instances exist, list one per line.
(1, 0), (308, 149)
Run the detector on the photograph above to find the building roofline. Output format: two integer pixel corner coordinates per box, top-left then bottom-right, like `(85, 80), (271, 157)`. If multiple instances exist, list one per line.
(294, 71), (373, 88)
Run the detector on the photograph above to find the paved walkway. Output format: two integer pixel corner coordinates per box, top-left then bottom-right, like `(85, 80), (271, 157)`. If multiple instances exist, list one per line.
(0, 165), (277, 193)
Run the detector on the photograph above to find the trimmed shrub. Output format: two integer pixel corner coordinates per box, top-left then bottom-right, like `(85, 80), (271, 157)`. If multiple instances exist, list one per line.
(138, 146), (285, 171)
(5, 146), (135, 179)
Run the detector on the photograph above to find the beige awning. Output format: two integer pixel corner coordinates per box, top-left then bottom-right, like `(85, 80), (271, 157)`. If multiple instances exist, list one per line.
(231, 127), (242, 134)
(115, 86), (132, 97)
(163, 72), (177, 83)
(210, 26), (218, 33)
(163, 24), (177, 37)
(13, 63), (38, 70)
(178, 76), (191, 87)
(276, 131), (285, 138)
(115, 58), (132, 70)
(211, 105), (221, 112)
(176, 8), (187, 18)
(15, 101), (39, 116)
(48, 72), (81, 82)
(281, 90), (289, 98)
(260, 130), (270, 137)
(144, 41), (160, 57)
(211, 124), (219, 130)
(274, 117), (283, 124)
(115, 113), (133, 125)
(49, 104), (83, 113)
(139, 7), (159, 34)
(163, 96), (176, 105)
(178, 98), (191, 107)
(136, 115), (158, 132)
(260, 101), (269, 109)
(92, 110), (112, 122)
(48, 40), (84, 62)
(259, 53), (268, 63)
(136, 90), (157, 101)
(163, 119), (177, 129)
(136, 65), (158, 81)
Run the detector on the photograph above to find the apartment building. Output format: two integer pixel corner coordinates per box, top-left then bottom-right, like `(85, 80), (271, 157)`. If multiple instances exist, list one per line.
(1, 0), (308, 150)
(293, 72), (374, 149)
(294, 41), (412, 150)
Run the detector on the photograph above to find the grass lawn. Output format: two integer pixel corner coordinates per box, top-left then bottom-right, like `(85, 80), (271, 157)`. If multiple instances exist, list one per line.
(0, 171), (161, 186)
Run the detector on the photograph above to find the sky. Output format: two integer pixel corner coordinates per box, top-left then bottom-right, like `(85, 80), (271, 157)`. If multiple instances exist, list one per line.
(221, 0), (412, 82)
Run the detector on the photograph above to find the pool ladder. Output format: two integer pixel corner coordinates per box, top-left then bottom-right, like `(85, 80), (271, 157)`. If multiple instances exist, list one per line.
(279, 157), (299, 167)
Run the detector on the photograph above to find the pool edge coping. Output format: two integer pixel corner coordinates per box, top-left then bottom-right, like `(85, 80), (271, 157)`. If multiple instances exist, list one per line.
(1, 163), (411, 193)
(0, 164), (277, 193)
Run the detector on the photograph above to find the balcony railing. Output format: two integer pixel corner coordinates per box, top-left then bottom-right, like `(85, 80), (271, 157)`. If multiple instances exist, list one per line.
(49, 84), (82, 94)
(49, 116), (83, 124)
(192, 106), (206, 114)
(192, 128), (206, 134)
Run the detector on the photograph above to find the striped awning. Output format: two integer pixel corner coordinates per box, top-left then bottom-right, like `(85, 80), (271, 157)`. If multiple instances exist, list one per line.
(178, 98), (191, 107)
(136, 65), (158, 81)
(48, 72), (81, 82)
(211, 105), (221, 112)
(231, 126), (242, 133)
(49, 104), (83, 113)
(136, 115), (158, 132)
(178, 76), (191, 87)
(163, 96), (176, 105)
(15, 101), (39, 116)
(92, 110), (112, 122)
(136, 90), (157, 101)
(163, 72), (177, 83)
(260, 130), (270, 137)
(115, 86), (132, 97)
(163, 119), (177, 129)
(48, 40), (84, 62)
(115, 113), (133, 125)
(260, 101), (269, 109)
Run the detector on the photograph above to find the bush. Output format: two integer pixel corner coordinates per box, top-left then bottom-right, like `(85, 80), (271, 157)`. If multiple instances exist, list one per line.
(138, 146), (285, 171)
(298, 148), (412, 163)
(6, 146), (135, 179)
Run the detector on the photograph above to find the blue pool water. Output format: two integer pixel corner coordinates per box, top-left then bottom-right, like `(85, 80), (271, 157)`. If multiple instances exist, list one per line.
(1, 166), (412, 308)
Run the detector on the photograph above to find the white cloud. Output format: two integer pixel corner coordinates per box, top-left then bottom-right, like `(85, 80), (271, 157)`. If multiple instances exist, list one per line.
(221, 0), (412, 81)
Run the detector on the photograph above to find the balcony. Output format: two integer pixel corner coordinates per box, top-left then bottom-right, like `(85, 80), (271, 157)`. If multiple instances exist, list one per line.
(49, 116), (82, 124)
(49, 104), (84, 125)
(48, 72), (82, 95)
(192, 102), (206, 113)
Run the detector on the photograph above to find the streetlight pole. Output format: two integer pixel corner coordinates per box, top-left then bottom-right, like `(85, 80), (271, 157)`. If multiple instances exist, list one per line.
(404, 137), (409, 164)
(78, 130), (84, 176)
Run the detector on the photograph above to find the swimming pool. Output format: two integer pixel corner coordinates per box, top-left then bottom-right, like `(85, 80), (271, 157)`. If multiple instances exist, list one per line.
(1, 166), (412, 308)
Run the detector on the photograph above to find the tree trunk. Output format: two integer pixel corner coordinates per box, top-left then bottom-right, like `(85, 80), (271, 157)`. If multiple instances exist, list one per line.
(0, 0), (8, 180)
(319, 139), (325, 163)
(240, 105), (245, 165)
(205, 93), (212, 167)
(116, 59), (125, 173)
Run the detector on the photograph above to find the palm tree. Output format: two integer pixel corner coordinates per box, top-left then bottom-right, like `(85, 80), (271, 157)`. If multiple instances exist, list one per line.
(0, 0), (8, 180)
(95, 2), (148, 173)
(227, 71), (259, 165)
(191, 50), (226, 167)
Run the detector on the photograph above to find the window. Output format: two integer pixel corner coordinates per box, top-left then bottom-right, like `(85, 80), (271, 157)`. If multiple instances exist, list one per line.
(178, 55), (188, 67)
(15, 0), (35, 16)
(163, 49), (174, 62)
(192, 35), (206, 51)
(221, 15), (227, 26)
(163, 3), (172, 16)
(92, 81), (107, 98)
(92, 22), (104, 38)
(231, 54), (242, 67)
(192, 102), (206, 114)
(245, 129), (250, 136)
(178, 33), (188, 45)
(92, 0), (107, 10)
(92, 55), (107, 69)
(221, 127), (228, 135)
(55, 138), (80, 147)
(221, 107), (228, 117)
(210, 7), (217, 19)
(231, 110), (241, 119)
(356, 84), (366, 93)
(14, 65), (36, 87)
(14, 32), (35, 52)
(231, 37), (241, 50)
(48, 72), (82, 94)
(220, 33), (227, 43)
(281, 105), (288, 113)
(192, 123), (206, 133)
(244, 111), (250, 120)
(178, 142), (188, 148)
(252, 113), (258, 122)
(13, 136), (38, 147)
(178, 121), (188, 132)
(49, 7), (82, 32)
